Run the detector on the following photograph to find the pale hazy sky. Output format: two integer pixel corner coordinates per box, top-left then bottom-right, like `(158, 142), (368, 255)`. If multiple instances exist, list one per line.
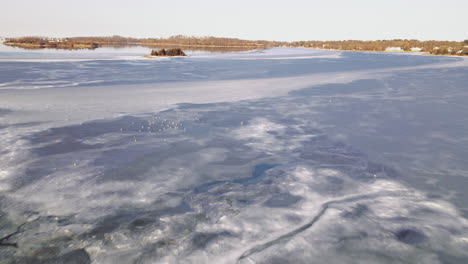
(1, 0), (467, 41)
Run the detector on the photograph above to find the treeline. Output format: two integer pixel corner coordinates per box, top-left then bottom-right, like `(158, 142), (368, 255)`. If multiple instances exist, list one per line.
(4, 35), (284, 50)
(139, 35), (285, 48)
(67, 35), (284, 47)
(4, 36), (468, 55)
(288, 39), (468, 55)
(3, 37), (101, 49)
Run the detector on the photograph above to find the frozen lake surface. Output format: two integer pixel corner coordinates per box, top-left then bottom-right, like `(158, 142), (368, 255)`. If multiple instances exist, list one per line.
(0, 46), (468, 263)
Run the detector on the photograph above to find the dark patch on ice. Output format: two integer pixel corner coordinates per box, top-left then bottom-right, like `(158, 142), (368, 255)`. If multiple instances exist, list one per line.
(216, 156), (254, 166)
(395, 228), (427, 244)
(83, 219), (123, 240)
(93, 146), (156, 168)
(263, 193), (302, 208)
(10, 165), (55, 190)
(366, 162), (385, 174)
(5, 257), (40, 264)
(436, 251), (468, 264)
(196, 110), (251, 128)
(27, 115), (162, 144)
(193, 164), (278, 193)
(42, 215), (76, 226)
(284, 214), (303, 225)
(341, 204), (369, 219)
(298, 139), (364, 168)
(365, 162), (399, 178)
(83, 202), (191, 239)
(426, 193), (443, 199)
(31, 247), (61, 259)
(334, 231), (369, 245)
(312, 174), (347, 194)
(41, 249), (91, 264)
(34, 137), (103, 156)
(134, 239), (177, 263)
(326, 176), (344, 184)
(191, 231), (233, 249)
(85, 212), (153, 239)
(177, 102), (219, 109)
(98, 141), (202, 182)
(0, 108), (12, 117)
(301, 151), (360, 166)
(128, 217), (158, 231)
(157, 201), (193, 215)
(245, 164), (278, 184)
(201, 182), (240, 196)
(290, 79), (381, 97)
(461, 209), (468, 220)
(192, 179), (229, 194)
(262, 255), (319, 264)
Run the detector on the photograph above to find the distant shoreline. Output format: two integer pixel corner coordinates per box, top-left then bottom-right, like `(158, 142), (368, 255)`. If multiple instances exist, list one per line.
(3, 36), (468, 56)
(3, 42), (99, 50)
(3, 42), (263, 50)
(2, 36), (272, 51)
(304, 47), (468, 57)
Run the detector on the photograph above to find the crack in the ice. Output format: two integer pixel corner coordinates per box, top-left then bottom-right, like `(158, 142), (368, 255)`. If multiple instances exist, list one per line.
(237, 191), (397, 262)
(0, 222), (27, 248)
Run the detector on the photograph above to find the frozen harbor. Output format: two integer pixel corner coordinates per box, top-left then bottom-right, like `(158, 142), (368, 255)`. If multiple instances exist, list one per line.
(0, 46), (468, 263)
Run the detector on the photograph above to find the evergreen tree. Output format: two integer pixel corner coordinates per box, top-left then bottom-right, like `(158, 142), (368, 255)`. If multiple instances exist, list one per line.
(158, 49), (167, 56)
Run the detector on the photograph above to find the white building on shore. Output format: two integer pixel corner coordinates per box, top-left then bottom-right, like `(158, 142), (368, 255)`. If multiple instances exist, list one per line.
(385, 47), (402, 52)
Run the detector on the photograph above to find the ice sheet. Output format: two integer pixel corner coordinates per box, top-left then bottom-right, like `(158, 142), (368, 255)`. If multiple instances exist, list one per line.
(0, 48), (468, 263)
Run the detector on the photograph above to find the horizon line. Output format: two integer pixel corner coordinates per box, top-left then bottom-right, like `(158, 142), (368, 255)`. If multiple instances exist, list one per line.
(1, 35), (466, 43)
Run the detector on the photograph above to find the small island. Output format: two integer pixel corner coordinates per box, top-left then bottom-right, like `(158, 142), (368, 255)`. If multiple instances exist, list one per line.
(146, 48), (186, 58)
